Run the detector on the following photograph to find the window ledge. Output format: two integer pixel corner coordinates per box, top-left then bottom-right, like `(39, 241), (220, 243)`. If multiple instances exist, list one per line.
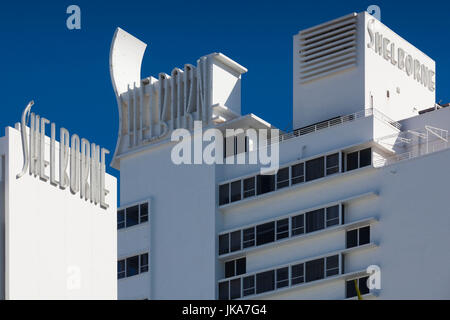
(219, 166), (375, 211)
(344, 292), (378, 300)
(118, 221), (150, 233)
(238, 269), (369, 300)
(218, 216), (379, 261)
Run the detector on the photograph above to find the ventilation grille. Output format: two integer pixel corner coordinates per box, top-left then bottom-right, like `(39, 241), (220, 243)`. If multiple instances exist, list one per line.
(298, 13), (358, 84)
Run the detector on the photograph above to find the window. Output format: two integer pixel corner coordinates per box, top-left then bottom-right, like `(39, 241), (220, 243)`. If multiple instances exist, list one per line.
(326, 255), (339, 277)
(126, 205), (139, 228)
(291, 163), (304, 185)
(276, 218), (289, 240)
(118, 202), (149, 229)
(306, 208), (325, 233)
(326, 205), (340, 227)
(126, 255), (139, 277)
(305, 258), (324, 282)
(257, 175), (275, 195)
(230, 180), (241, 203)
(117, 209), (125, 229)
(359, 148), (372, 167)
(346, 151), (359, 171)
(346, 148), (371, 171)
(305, 157), (324, 182)
(243, 275), (255, 296)
(219, 281), (229, 300)
(219, 234), (229, 255)
(140, 203), (148, 223)
(230, 278), (241, 300)
(225, 258), (246, 278)
(346, 276), (370, 298)
(291, 214), (305, 236)
(243, 177), (255, 198)
(276, 267), (289, 289)
(140, 253), (149, 273)
(119, 253), (149, 279)
(276, 167), (289, 189)
(219, 184), (230, 205)
(256, 270), (275, 294)
(291, 263), (304, 285)
(359, 226), (370, 245)
(326, 153), (340, 175)
(243, 227), (255, 248)
(118, 260), (125, 279)
(346, 226), (370, 248)
(256, 222), (275, 246)
(230, 230), (241, 252)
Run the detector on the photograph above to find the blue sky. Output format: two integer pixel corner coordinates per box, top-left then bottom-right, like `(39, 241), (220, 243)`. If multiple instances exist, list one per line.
(0, 0), (449, 179)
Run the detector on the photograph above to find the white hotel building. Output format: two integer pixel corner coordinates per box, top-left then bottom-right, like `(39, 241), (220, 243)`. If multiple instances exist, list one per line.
(114, 12), (450, 299)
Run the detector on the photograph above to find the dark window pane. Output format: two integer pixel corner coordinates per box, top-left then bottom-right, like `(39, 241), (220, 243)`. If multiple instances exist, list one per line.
(326, 153), (340, 175)
(305, 258), (324, 282)
(230, 180), (242, 203)
(341, 204), (345, 224)
(230, 230), (241, 252)
(276, 267), (289, 289)
(359, 148), (371, 167)
(117, 210), (125, 229)
(219, 234), (229, 255)
(326, 205), (340, 227)
(230, 278), (241, 300)
(291, 163), (305, 185)
(291, 214), (304, 236)
(126, 256), (139, 277)
(346, 279), (357, 298)
(291, 263), (304, 285)
(256, 270), (275, 294)
(243, 276), (255, 296)
(359, 226), (370, 245)
(305, 157), (324, 182)
(243, 227), (255, 248)
(276, 167), (290, 189)
(118, 260), (125, 279)
(219, 184), (230, 205)
(276, 218), (289, 240)
(359, 276), (370, 295)
(236, 258), (246, 276)
(326, 255), (339, 277)
(225, 261), (235, 278)
(257, 175), (275, 195)
(256, 222), (275, 246)
(140, 203), (148, 223)
(219, 281), (229, 300)
(243, 177), (255, 198)
(140, 253), (149, 273)
(306, 208), (325, 233)
(346, 229), (358, 248)
(126, 205), (139, 228)
(346, 152), (358, 171)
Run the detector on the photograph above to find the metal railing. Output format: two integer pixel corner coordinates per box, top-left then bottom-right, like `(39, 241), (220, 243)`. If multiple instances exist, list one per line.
(270, 108), (401, 145)
(373, 139), (450, 168)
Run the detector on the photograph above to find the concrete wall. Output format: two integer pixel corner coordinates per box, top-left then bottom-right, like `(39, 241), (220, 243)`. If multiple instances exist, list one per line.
(3, 127), (117, 300)
(119, 135), (217, 299)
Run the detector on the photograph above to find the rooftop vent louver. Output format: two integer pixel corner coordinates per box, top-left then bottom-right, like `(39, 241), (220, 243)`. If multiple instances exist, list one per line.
(299, 13), (358, 84)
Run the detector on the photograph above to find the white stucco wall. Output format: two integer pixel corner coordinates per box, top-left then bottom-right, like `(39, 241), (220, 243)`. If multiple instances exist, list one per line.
(2, 127), (117, 300)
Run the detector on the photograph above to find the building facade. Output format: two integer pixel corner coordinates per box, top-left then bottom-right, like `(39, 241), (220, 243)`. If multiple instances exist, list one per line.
(0, 112), (117, 299)
(115, 12), (450, 299)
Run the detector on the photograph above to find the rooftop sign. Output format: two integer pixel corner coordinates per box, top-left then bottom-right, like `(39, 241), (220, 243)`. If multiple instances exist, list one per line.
(16, 101), (110, 209)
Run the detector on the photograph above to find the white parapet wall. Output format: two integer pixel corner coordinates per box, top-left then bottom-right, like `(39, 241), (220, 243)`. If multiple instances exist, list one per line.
(1, 126), (117, 300)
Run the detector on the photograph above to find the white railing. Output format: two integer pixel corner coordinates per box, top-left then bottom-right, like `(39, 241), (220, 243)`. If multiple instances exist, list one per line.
(271, 108), (401, 145)
(373, 139), (450, 168)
